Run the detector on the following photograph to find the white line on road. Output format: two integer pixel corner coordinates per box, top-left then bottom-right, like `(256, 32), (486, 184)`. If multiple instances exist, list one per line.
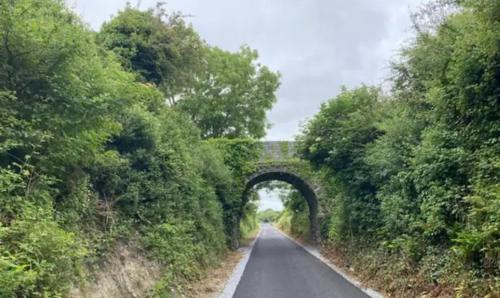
(274, 227), (383, 298)
(219, 229), (261, 298)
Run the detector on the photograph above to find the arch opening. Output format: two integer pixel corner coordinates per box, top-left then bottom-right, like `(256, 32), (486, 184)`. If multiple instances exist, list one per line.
(241, 167), (319, 245)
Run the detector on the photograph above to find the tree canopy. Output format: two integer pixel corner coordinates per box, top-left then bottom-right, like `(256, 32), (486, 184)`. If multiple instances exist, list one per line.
(178, 46), (280, 139)
(98, 7), (280, 139)
(98, 4), (206, 103)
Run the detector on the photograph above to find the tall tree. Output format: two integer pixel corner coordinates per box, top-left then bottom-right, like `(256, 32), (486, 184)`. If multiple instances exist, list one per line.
(178, 46), (280, 139)
(98, 4), (206, 104)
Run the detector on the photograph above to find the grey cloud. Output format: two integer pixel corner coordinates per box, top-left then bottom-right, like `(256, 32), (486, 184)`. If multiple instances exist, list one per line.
(70, 0), (422, 140)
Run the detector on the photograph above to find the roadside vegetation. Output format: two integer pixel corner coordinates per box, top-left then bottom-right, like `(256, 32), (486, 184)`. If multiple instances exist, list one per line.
(290, 1), (499, 296)
(1, 0), (498, 297)
(0, 0), (278, 296)
(257, 209), (281, 223)
(276, 190), (310, 242)
(239, 201), (259, 241)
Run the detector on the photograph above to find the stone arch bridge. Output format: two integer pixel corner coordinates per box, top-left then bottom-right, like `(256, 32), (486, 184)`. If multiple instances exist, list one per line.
(241, 141), (319, 244)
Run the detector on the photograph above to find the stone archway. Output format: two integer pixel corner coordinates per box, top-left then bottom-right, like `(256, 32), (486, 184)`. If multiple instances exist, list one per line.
(242, 165), (320, 244)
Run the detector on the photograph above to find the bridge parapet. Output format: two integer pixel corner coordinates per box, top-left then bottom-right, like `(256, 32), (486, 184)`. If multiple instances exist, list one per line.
(260, 141), (296, 162)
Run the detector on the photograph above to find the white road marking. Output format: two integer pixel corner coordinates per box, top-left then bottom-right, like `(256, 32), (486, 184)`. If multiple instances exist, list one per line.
(219, 229), (262, 298)
(274, 227), (383, 298)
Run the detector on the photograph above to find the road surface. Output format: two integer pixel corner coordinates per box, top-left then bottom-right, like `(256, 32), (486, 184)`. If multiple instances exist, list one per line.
(233, 225), (370, 298)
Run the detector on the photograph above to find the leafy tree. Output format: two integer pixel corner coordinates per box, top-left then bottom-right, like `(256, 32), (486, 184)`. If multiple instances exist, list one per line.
(98, 4), (206, 103)
(178, 46), (280, 138)
(239, 201), (258, 238)
(99, 7), (280, 140)
(297, 86), (383, 241)
(276, 190), (310, 239)
(0, 0), (123, 174)
(257, 209), (281, 223)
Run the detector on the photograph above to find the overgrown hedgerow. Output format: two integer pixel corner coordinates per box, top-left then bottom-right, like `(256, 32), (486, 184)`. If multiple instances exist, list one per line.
(295, 1), (500, 296)
(0, 0), (268, 296)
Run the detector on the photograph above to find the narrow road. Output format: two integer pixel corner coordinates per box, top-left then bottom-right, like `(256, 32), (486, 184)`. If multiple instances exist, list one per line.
(233, 224), (370, 298)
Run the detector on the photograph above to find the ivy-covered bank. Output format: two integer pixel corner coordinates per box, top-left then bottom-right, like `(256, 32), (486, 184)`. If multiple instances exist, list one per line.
(0, 0), (277, 296)
(291, 1), (499, 296)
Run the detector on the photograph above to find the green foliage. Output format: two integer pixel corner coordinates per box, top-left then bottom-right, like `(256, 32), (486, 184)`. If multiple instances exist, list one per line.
(178, 46), (280, 138)
(208, 138), (261, 182)
(98, 4), (205, 103)
(4, 0), (497, 296)
(257, 209), (281, 223)
(278, 142), (289, 159)
(381, 1), (500, 269)
(0, 0), (122, 175)
(0, 169), (86, 297)
(239, 201), (258, 239)
(296, 1), (500, 295)
(90, 102), (230, 288)
(0, 0), (125, 295)
(0, 206), (87, 297)
(206, 138), (261, 245)
(297, 86), (382, 241)
(143, 221), (218, 289)
(277, 190), (310, 240)
(99, 6), (280, 139)
(0, 0), (268, 295)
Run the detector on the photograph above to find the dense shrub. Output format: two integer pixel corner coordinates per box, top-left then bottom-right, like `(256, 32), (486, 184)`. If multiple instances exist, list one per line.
(207, 138), (262, 246)
(257, 209), (281, 223)
(0, 169), (87, 297)
(297, 1), (499, 295)
(277, 190), (310, 240)
(239, 201), (259, 239)
(297, 86), (382, 242)
(0, 0), (268, 295)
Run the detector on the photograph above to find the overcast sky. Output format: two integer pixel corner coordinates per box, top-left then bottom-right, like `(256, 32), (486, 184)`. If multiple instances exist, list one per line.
(69, 0), (422, 141)
(257, 189), (284, 212)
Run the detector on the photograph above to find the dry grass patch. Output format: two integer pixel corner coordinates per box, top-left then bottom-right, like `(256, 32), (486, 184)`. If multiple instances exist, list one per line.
(182, 249), (244, 298)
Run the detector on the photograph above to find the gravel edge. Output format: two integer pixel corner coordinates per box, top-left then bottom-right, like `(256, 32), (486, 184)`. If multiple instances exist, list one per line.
(218, 229), (262, 298)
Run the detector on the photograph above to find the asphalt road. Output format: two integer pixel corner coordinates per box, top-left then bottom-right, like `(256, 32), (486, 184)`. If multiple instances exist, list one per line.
(232, 224), (370, 298)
